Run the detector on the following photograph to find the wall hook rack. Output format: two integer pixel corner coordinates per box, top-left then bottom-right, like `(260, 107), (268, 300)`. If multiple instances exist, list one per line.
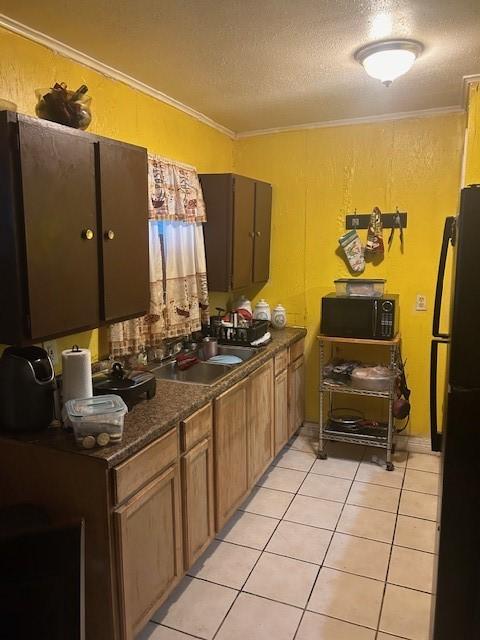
(346, 210), (408, 230)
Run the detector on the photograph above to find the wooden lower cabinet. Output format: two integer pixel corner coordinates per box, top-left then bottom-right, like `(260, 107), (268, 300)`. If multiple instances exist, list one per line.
(0, 340), (305, 640)
(181, 436), (215, 569)
(214, 378), (249, 530)
(114, 464), (183, 640)
(247, 359), (274, 485)
(274, 368), (289, 454)
(289, 355), (305, 436)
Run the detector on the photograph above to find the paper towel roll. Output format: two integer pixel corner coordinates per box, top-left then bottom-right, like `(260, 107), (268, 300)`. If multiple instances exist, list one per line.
(62, 346), (93, 403)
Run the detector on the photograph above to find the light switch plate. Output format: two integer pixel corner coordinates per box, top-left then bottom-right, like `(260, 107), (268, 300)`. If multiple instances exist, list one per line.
(416, 294), (427, 311)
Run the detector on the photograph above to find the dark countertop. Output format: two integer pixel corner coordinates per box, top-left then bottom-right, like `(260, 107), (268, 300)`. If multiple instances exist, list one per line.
(3, 328), (306, 467)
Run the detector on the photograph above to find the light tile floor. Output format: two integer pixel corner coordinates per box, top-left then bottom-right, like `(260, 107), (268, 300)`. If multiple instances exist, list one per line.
(139, 432), (440, 640)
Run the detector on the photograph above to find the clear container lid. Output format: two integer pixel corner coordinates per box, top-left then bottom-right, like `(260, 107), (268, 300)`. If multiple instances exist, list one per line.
(334, 279), (386, 284)
(65, 394), (127, 418)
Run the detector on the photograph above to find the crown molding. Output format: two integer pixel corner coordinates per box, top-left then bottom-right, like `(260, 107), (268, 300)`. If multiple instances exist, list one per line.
(0, 14), (236, 139)
(236, 105), (465, 139)
(1, 14), (474, 142)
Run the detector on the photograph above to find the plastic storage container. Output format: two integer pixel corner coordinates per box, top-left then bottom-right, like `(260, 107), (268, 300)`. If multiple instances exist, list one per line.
(65, 394), (128, 449)
(351, 366), (394, 392)
(334, 278), (386, 298)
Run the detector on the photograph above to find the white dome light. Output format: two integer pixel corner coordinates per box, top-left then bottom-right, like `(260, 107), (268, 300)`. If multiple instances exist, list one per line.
(355, 40), (423, 86)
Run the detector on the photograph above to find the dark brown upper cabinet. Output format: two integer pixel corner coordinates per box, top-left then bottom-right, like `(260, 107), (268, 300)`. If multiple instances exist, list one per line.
(200, 174), (272, 292)
(0, 112), (149, 344)
(96, 139), (149, 323)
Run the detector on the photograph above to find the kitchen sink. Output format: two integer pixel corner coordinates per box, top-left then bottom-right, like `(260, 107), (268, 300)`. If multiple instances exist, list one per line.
(150, 344), (260, 385)
(151, 361), (233, 385)
(214, 344), (258, 362)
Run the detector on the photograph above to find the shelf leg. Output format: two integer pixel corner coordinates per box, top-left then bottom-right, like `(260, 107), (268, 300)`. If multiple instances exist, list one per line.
(386, 342), (397, 471)
(318, 390), (327, 459)
(318, 340), (327, 460)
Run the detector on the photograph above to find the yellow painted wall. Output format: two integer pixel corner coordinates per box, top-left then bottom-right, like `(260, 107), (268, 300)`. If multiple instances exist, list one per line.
(465, 82), (480, 185)
(0, 27), (471, 437)
(234, 113), (465, 436)
(0, 26), (233, 362)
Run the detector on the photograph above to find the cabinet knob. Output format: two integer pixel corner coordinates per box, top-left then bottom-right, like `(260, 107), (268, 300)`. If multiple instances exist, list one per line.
(249, 232), (255, 238)
(105, 229), (115, 240)
(82, 228), (94, 240)
(256, 231), (261, 237)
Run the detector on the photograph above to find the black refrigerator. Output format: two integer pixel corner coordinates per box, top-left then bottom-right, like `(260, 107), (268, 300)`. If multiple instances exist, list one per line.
(430, 184), (480, 639)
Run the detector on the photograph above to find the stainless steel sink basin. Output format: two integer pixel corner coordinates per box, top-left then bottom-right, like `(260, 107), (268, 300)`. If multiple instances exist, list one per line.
(214, 345), (258, 362)
(151, 361), (233, 385)
(150, 344), (259, 385)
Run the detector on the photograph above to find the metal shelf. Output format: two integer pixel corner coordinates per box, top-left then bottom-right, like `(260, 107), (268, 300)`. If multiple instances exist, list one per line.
(318, 334), (400, 469)
(322, 432), (388, 448)
(318, 334), (400, 346)
(320, 380), (392, 399)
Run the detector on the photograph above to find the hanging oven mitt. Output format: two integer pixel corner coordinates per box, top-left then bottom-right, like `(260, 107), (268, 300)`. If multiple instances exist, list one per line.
(365, 206), (384, 258)
(339, 229), (365, 273)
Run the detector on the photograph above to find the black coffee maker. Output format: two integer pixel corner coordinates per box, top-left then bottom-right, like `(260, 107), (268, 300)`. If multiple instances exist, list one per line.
(0, 346), (56, 432)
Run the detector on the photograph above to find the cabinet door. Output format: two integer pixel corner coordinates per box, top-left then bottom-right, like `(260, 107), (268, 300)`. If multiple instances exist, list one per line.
(214, 379), (248, 529)
(115, 465), (183, 640)
(274, 369), (289, 455)
(97, 140), (149, 323)
(200, 174), (233, 292)
(247, 359), (274, 486)
(232, 175), (255, 290)
(253, 181), (272, 283)
(289, 356), (305, 436)
(18, 119), (99, 339)
(182, 437), (215, 569)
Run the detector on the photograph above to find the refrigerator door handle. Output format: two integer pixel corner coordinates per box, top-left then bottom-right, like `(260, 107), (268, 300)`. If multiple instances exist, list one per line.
(433, 216), (455, 339)
(430, 338), (448, 452)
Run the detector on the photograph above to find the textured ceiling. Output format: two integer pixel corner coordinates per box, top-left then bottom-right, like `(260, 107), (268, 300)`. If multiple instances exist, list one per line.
(1, 0), (479, 133)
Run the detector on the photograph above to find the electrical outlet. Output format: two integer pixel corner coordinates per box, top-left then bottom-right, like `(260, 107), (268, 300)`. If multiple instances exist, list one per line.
(416, 294), (427, 311)
(43, 340), (58, 366)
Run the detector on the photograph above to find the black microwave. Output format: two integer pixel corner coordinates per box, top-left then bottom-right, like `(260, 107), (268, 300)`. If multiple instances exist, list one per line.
(321, 293), (399, 340)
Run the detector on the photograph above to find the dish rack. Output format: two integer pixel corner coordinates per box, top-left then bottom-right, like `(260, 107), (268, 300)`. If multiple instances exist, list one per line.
(317, 334), (400, 471)
(208, 317), (269, 346)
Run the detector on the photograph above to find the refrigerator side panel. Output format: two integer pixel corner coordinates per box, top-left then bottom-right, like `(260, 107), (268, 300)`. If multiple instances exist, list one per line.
(449, 185), (480, 387)
(432, 387), (480, 640)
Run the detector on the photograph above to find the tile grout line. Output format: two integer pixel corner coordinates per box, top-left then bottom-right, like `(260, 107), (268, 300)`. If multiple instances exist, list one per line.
(151, 436), (303, 640)
(292, 442), (366, 639)
(210, 432), (313, 640)
(188, 543), (436, 596)
(151, 437), (436, 639)
(373, 450), (409, 640)
(150, 620), (205, 639)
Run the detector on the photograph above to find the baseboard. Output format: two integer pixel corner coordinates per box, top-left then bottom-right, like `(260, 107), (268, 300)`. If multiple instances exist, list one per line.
(301, 422), (438, 456)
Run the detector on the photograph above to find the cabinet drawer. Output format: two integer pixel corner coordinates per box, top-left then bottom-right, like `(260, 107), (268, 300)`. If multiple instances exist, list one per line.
(289, 338), (305, 364)
(180, 403), (213, 453)
(274, 349), (288, 375)
(113, 427), (178, 504)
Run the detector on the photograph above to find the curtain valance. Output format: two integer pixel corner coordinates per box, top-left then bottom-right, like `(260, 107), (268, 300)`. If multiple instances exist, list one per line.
(148, 153), (206, 223)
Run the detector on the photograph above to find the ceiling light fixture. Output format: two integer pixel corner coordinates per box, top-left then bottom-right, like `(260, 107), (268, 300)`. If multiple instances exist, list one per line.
(355, 39), (423, 87)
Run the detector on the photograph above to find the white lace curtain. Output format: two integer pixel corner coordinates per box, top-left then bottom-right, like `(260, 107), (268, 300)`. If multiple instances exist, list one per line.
(109, 154), (209, 357)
